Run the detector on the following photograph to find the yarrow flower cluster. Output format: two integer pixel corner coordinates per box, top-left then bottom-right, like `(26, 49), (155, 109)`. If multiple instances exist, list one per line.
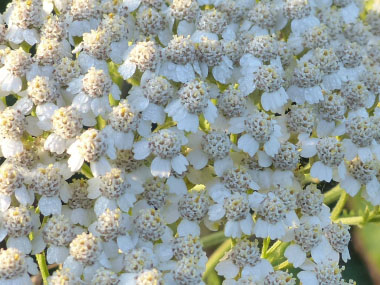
(0, 0), (379, 283)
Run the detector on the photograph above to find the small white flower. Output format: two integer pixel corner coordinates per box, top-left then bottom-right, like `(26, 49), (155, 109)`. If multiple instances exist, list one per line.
(133, 128), (189, 178)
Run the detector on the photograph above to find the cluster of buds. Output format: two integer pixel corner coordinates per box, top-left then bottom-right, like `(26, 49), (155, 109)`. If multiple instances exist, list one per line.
(0, 0), (379, 283)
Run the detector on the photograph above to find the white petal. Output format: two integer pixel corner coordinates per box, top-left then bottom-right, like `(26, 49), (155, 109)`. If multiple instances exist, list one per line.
(177, 112), (199, 133)
(358, 147), (372, 162)
(1, 73), (22, 93)
(142, 103), (166, 124)
(212, 61), (232, 84)
(261, 88), (288, 113)
(340, 2), (359, 23)
(272, 170), (294, 187)
(114, 132), (134, 150)
(310, 161), (332, 182)
(151, 157), (171, 178)
(23, 28), (39, 45)
(71, 208), (91, 226)
(118, 60), (136, 79)
(38, 196), (61, 216)
(187, 150), (208, 170)
(215, 260), (239, 279)
(133, 140), (151, 160)
(154, 243), (173, 262)
(117, 193), (136, 212)
(341, 176), (361, 196)
(311, 237), (334, 264)
(258, 151), (272, 167)
(204, 101), (218, 123)
(63, 256), (83, 277)
(177, 20), (195, 36)
(31, 234), (45, 254)
(300, 139), (318, 158)
(26, 257), (39, 275)
(240, 215), (254, 235)
(176, 63), (195, 83)
(15, 186), (33, 205)
(91, 97), (110, 116)
(225, 220), (242, 238)
(214, 156), (233, 177)
(317, 119), (335, 137)
(284, 244), (306, 268)
(254, 218), (269, 238)
(0, 194), (11, 211)
(117, 234), (137, 252)
(1, 139), (23, 158)
(47, 246), (69, 264)
(267, 222), (286, 240)
(167, 176), (187, 196)
(90, 157), (111, 177)
(208, 203), (226, 221)
(365, 179), (380, 201)
(13, 97), (34, 115)
(297, 271), (319, 285)
(165, 99), (187, 121)
(343, 139), (358, 161)
(249, 192), (265, 209)
(68, 153), (84, 172)
(241, 260), (273, 281)
(7, 236), (32, 254)
(177, 219), (200, 236)
(171, 154), (189, 174)
(44, 133), (67, 154)
(137, 120), (152, 137)
(36, 103), (58, 121)
(227, 116), (246, 133)
(94, 196), (117, 216)
(263, 136), (280, 157)
(128, 93), (149, 112)
(161, 202), (180, 224)
(238, 134), (259, 156)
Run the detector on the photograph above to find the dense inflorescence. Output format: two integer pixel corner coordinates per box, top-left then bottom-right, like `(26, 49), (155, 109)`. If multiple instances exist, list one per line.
(1, 0), (379, 283)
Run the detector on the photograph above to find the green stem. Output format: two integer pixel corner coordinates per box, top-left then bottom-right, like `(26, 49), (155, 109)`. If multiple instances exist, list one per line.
(331, 192), (348, 221)
(154, 119), (176, 132)
(203, 239), (232, 280)
(266, 240), (283, 256)
(36, 252), (49, 285)
(335, 216), (364, 226)
(261, 237), (270, 258)
(96, 115), (106, 130)
(81, 163), (93, 178)
(274, 260), (290, 271)
(200, 231), (227, 248)
(324, 185), (344, 205)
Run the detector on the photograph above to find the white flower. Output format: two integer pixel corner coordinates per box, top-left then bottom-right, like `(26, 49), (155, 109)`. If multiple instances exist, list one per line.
(284, 217), (337, 268)
(103, 99), (151, 151)
(133, 128), (189, 178)
(300, 136), (345, 182)
(186, 130), (234, 176)
(338, 157), (379, 201)
(229, 111), (282, 158)
(297, 260), (346, 285)
(67, 129), (115, 177)
(215, 238), (273, 281)
(126, 71), (174, 125)
(3, 0), (46, 45)
(87, 167), (141, 216)
(164, 79), (218, 133)
(0, 48), (32, 94)
(208, 192), (254, 238)
(67, 67), (120, 119)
